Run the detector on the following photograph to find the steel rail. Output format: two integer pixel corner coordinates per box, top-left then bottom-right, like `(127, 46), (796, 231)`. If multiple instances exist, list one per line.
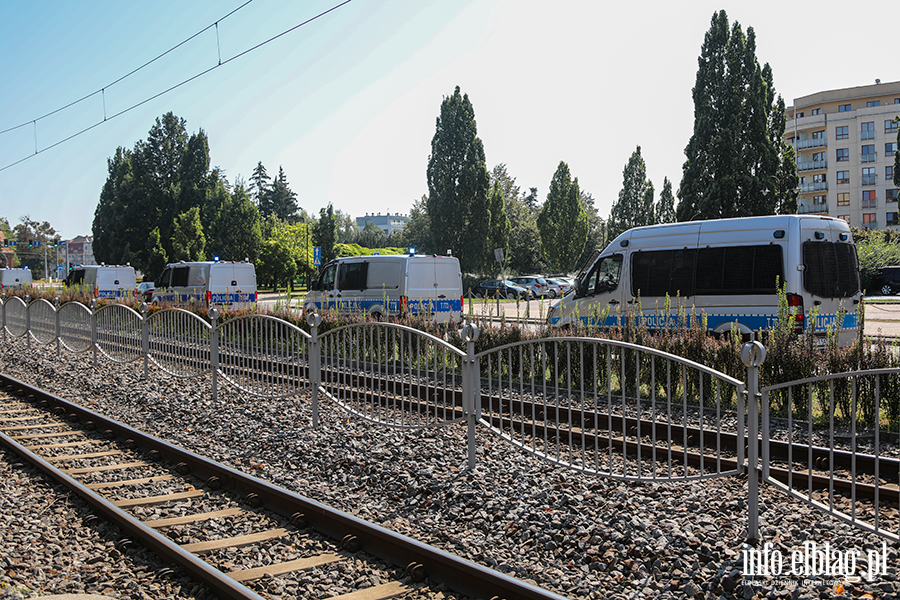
(0, 372), (570, 600)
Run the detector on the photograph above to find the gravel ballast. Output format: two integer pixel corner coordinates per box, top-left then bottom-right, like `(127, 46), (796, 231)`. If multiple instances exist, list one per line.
(1, 338), (899, 600)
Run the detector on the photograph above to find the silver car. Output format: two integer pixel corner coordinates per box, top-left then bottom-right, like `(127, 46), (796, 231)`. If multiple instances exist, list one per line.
(509, 276), (550, 298)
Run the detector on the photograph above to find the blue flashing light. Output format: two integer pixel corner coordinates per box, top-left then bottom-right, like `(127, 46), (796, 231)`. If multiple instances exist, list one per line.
(408, 247), (416, 255)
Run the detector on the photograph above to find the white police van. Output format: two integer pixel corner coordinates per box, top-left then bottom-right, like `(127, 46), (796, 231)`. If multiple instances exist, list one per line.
(64, 265), (136, 300)
(150, 260), (257, 310)
(548, 215), (861, 345)
(0, 268), (33, 291)
(305, 254), (463, 323)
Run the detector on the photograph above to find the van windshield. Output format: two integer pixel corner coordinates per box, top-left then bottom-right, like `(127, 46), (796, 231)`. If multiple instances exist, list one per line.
(802, 242), (859, 298)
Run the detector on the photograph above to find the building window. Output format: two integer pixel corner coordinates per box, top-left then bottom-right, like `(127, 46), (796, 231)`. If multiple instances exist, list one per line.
(887, 142), (898, 157)
(838, 215), (850, 224)
(867, 101), (880, 107)
(837, 171), (850, 184)
(887, 120), (899, 134)
(861, 144), (876, 162)
(836, 148), (849, 162)
(813, 195), (827, 205)
(797, 112), (804, 118)
(887, 189), (898, 203)
(888, 166), (894, 181)
(837, 192), (850, 206)
(811, 108), (822, 115)
(863, 213), (877, 227)
(861, 122), (876, 139)
(888, 213), (899, 226)
(812, 151), (826, 162)
(862, 190), (877, 208)
(836, 126), (849, 139)
(862, 167), (877, 186)
(813, 173), (826, 184)
(839, 104), (851, 112)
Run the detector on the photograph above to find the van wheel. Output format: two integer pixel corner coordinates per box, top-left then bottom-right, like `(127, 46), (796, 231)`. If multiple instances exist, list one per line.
(882, 284), (894, 296)
(370, 311), (383, 321)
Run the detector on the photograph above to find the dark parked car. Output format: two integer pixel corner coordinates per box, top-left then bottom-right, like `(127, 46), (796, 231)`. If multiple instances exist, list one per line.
(134, 281), (155, 302)
(872, 266), (900, 295)
(471, 280), (530, 300)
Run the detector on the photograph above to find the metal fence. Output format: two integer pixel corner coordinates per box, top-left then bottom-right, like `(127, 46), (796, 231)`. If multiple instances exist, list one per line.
(2, 295), (899, 543)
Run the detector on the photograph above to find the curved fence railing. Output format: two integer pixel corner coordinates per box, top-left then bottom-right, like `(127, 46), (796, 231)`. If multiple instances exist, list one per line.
(3, 296), (27, 339)
(95, 303), (143, 364)
(475, 336), (745, 481)
(318, 322), (466, 428)
(761, 369), (900, 543)
(147, 308), (212, 378)
(217, 314), (311, 398)
(28, 298), (57, 346)
(5, 295), (900, 545)
(58, 301), (92, 353)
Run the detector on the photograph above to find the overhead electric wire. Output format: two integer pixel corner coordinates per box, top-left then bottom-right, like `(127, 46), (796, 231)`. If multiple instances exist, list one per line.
(0, 0), (353, 172)
(0, 0), (254, 137)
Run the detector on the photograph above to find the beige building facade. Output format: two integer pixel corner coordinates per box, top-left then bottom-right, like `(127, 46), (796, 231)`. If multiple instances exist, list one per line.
(786, 80), (900, 229)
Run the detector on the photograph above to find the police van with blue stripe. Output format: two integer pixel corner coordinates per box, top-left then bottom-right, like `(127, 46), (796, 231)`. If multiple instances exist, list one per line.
(64, 265), (136, 300)
(548, 215), (861, 346)
(150, 260), (257, 310)
(305, 254), (463, 323)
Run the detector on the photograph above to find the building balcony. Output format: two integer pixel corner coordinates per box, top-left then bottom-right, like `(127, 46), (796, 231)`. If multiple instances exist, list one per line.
(862, 200), (878, 209)
(795, 138), (827, 149)
(862, 174), (878, 186)
(797, 160), (827, 172)
(861, 130), (877, 140)
(798, 182), (828, 193)
(861, 153), (877, 163)
(797, 204), (829, 214)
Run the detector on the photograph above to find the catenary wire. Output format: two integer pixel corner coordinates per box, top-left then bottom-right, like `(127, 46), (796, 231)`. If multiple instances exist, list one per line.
(0, 0), (254, 136)
(0, 0), (353, 172)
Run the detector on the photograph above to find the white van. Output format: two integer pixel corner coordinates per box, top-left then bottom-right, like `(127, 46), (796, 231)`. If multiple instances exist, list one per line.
(0, 268), (33, 291)
(548, 215), (861, 345)
(305, 254), (463, 323)
(150, 261), (257, 310)
(64, 265), (136, 300)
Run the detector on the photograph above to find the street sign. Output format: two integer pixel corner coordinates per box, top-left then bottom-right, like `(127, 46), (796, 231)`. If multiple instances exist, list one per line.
(313, 246), (321, 266)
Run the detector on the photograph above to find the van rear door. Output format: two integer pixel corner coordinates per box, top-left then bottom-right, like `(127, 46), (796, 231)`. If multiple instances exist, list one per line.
(406, 257), (462, 322)
(798, 218), (860, 338)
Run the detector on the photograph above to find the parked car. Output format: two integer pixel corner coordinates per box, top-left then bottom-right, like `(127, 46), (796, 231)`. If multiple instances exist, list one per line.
(471, 280), (530, 300)
(135, 281), (155, 302)
(509, 276), (551, 298)
(872, 266), (900, 296)
(545, 278), (573, 298)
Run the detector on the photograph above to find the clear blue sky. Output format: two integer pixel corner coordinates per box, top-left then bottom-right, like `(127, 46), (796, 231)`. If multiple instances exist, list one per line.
(1, 0), (897, 240)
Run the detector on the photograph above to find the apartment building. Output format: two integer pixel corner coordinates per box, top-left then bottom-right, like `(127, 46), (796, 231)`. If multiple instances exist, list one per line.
(786, 80), (900, 229)
(355, 212), (409, 236)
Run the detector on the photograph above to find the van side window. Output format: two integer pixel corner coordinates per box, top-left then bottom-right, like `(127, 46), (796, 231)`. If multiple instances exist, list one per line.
(581, 254), (623, 297)
(338, 262), (368, 290)
(320, 264), (336, 291)
(695, 245), (784, 295)
(803, 242), (860, 298)
(171, 266), (190, 287)
(632, 249), (697, 297)
(155, 268), (172, 288)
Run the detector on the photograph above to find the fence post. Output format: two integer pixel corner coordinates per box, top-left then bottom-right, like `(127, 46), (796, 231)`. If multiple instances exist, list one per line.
(307, 311), (322, 427)
(90, 298), (97, 366)
(54, 297), (61, 358)
(741, 340), (766, 543)
(25, 294), (31, 350)
(1, 294), (5, 343)
(463, 322), (480, 470)
(140, 303), (149, 379)
(208, 307), (220, 402)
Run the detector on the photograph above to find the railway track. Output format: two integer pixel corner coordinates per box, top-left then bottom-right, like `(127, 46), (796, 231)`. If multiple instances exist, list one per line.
(131, 341), (900, 506)
(0, 373), (569, 600)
